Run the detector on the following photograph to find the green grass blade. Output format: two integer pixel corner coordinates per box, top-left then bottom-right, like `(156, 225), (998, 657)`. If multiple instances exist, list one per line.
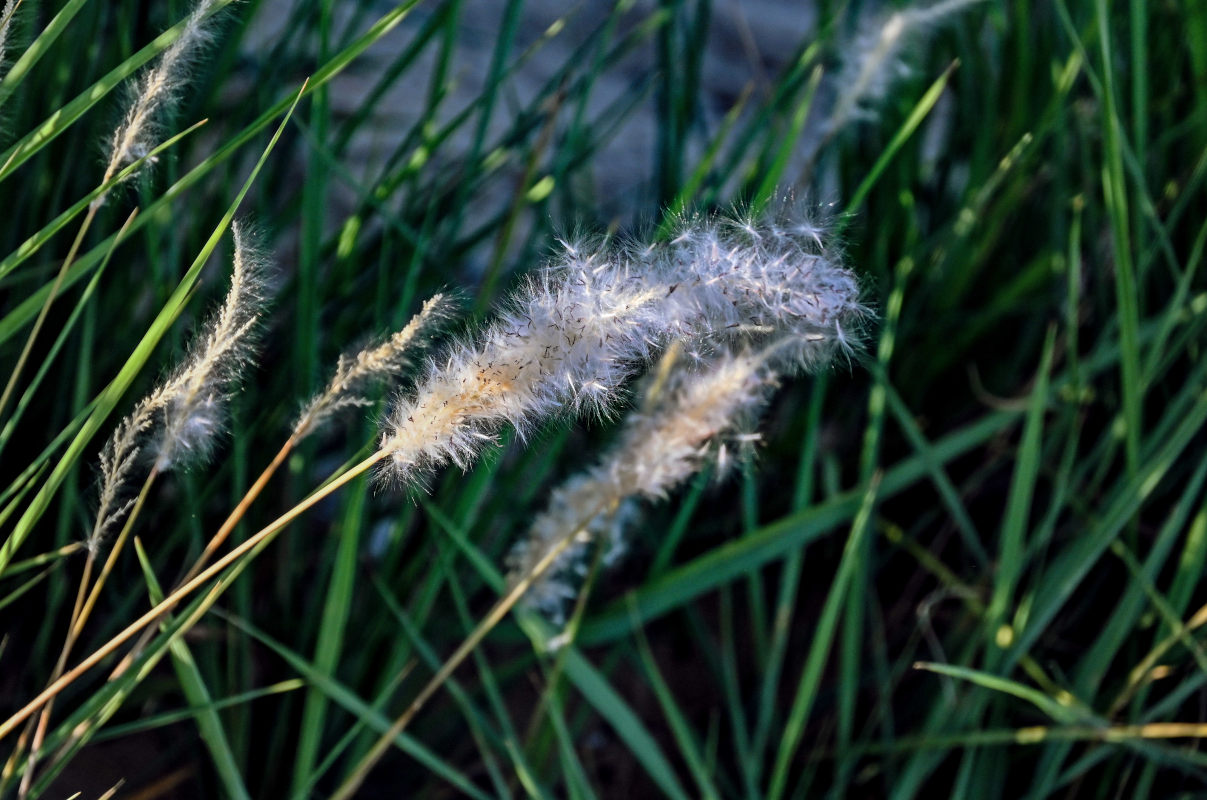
(767, 473), (880, 800)
(133, 538), (251, 800)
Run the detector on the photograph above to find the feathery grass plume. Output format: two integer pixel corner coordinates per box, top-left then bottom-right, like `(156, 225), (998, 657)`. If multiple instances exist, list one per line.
(92, 0), (221, 208)
(824, 0), (982, 139)
(378, 213), (865, 485)
(294, 294), (453, 441)
(506, 346), (785, 623)
(88, 222), (269, 551)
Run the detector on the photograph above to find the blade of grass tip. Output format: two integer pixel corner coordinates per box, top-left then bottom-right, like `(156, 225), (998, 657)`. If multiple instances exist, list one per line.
(1109, 540), (1207, 687)
(1143, 216), (1207, 386)
(91, 680), (306, 743)
(912, 663), (1086, 726)
(0, 543), (81, 580)
(132, 538), (251, 800)
(289, 472), (369, 796)
(766, 473), (881, 800)
(0, 0), (89, 111)
(0, 0), (238, 182)
(629, 599), (722, 800)
(0, 208), (140, 461)
(1063, 455), (1207, 710)
(1094, 0), (1142, 478)
(879, 375), (988, 565)
(0, 80), (303, 576)
(1159, 506), (1207, 641)
(840, 61), (957, 224)
(984, 326), (1055, 660)
(220, 612), (492, 800)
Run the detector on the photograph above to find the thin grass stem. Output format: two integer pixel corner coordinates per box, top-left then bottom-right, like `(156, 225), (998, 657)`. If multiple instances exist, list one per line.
(0, 449), (386, 743)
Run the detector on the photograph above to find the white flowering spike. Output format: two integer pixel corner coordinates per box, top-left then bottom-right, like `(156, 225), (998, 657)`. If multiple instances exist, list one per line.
(151, 223), (269, 470)
(294, 293), (453, 440)
(90, 223), (269, 550)
(827, 0), (983, 137)
(94, 0), (221, 206)
(507, 347), (782, 623)
(378, 214), (866, 485)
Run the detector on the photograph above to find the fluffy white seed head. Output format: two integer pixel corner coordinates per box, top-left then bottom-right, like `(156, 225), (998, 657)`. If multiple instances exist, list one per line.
(379, 214), (866, 486)
(89, 222), (270, 551)
(294, 293), (453, 441)
(93, 0), (221, 207)
(151, 222), (270, 470)
(507, 347), (780, 623)
(826, 0), (983, 138)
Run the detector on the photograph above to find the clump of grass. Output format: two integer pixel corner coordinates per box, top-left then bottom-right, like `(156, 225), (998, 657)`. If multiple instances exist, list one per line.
(11, 222), (267, 797)
(3, 0), (1205, 797)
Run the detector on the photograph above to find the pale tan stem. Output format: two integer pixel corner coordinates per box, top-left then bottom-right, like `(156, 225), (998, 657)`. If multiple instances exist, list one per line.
(331, 509), (600, 800)
(0, 553), (93, 790)
(17, 468), (158, 797)
(0, 204), (100, 425)
(111, 434), (299, 679)
(0, 449), (387, 744)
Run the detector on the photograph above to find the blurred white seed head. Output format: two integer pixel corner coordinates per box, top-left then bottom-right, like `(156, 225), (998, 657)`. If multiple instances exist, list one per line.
(826, 0), (983, 138)
(293, 293), (453, 440)
(89, 222), (270, 551)
(507, 346), (783, 623)
(378, 213), (866, 486)
(0, 0), (18, 75)
(93, 0), (221, 206)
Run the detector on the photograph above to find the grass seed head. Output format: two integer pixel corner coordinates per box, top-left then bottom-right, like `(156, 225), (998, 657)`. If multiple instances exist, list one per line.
(293, 293), (454, 441)
(94, 0), (222, 207)
(378, 213), (866, 487)
(88, 222), (270, 552)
